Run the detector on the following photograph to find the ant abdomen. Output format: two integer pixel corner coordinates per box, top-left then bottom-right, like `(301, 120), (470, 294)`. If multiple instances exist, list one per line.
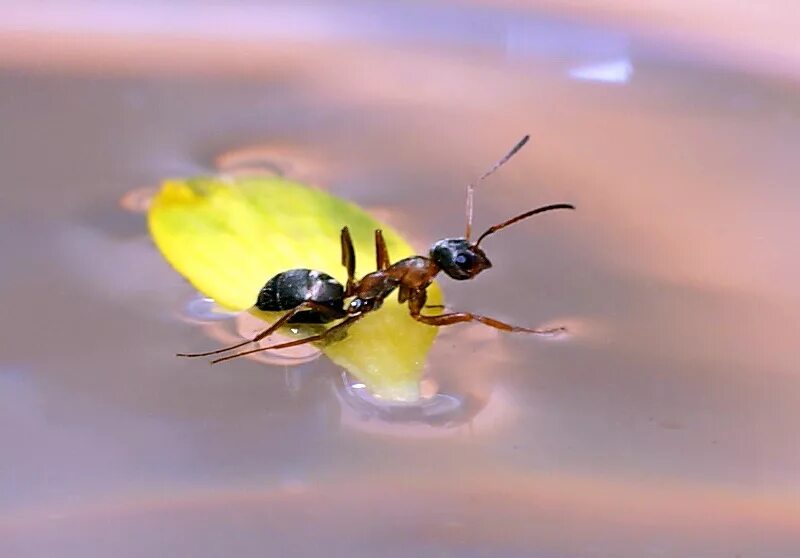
(256, 269), (346, 324)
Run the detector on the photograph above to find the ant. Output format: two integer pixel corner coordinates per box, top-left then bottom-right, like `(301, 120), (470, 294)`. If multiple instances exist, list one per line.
(178, 135), (574, 365)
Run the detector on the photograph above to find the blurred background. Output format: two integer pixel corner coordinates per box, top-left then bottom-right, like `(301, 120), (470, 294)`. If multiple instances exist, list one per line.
(1, 2), (799, 557)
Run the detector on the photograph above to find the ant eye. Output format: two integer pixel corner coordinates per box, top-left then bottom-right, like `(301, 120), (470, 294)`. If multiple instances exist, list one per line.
(454, 252), (473, 267)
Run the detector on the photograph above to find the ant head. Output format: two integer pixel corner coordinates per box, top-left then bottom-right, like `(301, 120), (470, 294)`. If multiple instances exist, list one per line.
(429, 238), (492, 280)
(441, 134), (574, 281)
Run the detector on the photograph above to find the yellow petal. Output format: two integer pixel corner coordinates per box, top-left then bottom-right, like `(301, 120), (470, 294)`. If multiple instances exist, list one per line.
(148, 176), (442, 401)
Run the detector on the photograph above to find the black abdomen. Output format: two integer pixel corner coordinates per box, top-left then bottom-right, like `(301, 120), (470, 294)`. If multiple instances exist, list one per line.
(256, 269), (345, 324)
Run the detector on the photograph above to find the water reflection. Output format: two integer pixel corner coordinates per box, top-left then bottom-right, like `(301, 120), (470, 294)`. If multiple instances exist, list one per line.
(3, 472), (798, 558)
(568, 58), (634, 83)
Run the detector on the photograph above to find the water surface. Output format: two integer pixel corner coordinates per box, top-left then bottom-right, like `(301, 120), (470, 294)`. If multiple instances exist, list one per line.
(1, 3), (799, 557)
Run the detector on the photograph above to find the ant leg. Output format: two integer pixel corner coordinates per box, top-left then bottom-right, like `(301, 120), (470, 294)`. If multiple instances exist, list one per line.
(341, 226), (357, 295)
(408, 291), (564, 335)
(413, 312), (565, 335)
(177, 301), (345, 358)
(375, 229), (390, 270)
(398, 285), (441, 308)
(211, 314), (364, 364)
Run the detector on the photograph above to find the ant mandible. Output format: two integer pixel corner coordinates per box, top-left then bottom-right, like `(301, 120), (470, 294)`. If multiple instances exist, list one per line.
(178, 135), (574, 364)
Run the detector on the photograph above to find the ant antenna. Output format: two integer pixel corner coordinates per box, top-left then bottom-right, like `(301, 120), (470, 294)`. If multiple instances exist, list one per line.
(465, 134), (530, 241)
(474, 203), (575, 247)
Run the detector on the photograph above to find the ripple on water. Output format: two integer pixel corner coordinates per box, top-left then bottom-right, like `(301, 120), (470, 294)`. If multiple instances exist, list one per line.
(176, 298), (323, 367)
(336, 372), (466, 425)
(214, 142), (336, 186)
